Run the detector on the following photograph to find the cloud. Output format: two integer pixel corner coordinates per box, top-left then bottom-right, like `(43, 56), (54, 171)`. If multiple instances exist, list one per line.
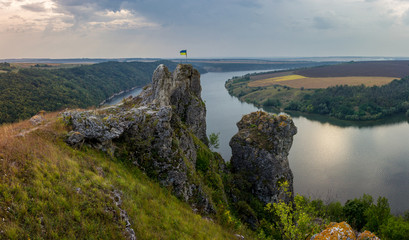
(313, 16), (336, 30)
(21, 2), (46, 12)
(4, 0), (409, 58)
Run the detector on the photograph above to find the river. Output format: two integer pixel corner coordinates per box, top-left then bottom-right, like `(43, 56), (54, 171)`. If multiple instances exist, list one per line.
(109, 70), (409, 214)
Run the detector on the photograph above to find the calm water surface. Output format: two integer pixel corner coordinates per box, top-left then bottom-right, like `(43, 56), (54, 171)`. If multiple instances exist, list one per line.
(111, 70), (409, 213)
(200, 71), (409, 214)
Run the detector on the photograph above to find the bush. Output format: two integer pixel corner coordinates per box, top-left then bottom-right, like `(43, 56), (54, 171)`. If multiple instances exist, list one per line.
(379, 216), (409, 240)
(343, 194), (373, 231)
(364, 196), (390, 233)
(325, 201), (344, 222)
(263, 182), (321, 240)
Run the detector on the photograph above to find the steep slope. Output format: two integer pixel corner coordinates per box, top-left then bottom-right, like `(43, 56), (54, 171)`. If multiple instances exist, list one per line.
(0, 107), (247, 239)
(62, 64), (223, 213)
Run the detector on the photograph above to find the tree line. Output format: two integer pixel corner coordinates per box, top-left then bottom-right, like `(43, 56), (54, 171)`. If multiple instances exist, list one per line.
(286, 78), (409, 120)
(0, 60), (177, 124)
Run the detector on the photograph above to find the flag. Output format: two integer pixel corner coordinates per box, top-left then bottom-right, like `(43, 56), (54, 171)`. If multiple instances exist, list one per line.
(180, 50), (187, 55)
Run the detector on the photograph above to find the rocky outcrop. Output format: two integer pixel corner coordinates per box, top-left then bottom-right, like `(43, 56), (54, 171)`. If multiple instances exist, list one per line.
(311, 222), (380, 240)
(63, 64), (220, 213)
(230, 111), (297, 205)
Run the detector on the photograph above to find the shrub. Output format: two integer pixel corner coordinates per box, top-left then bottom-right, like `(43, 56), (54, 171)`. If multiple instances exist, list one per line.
(263, 182), (321, 240)
(325, 201), (344, 222)
(364, 196), (390, 233)
(379, 216), (409, 240)
(343, 194), (373, 231)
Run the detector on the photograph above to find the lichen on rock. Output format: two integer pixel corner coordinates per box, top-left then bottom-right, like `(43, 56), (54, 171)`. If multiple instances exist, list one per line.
(311, 222), (381, 240)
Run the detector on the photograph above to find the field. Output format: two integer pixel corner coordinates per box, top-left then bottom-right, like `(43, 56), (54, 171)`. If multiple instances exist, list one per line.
(295, 60), (409, 78)
(249, 75), (397, 89)
(247, 60), (409, 89)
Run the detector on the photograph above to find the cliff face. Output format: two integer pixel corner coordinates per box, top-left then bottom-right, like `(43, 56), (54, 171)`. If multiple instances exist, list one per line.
(230, 111), (296, 205)
(63, 64), (221, 213)
(63, 64), (298, 225)
(227, 111), (296, 229)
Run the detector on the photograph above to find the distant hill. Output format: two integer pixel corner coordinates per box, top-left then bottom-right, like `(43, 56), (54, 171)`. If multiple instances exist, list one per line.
(0, 60), (177, 124)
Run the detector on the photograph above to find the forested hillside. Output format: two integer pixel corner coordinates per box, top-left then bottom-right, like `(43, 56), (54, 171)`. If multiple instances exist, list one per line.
(0, 61), (177, 124)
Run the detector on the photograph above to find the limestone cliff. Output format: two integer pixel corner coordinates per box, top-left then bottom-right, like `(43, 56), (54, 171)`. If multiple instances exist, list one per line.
(63, 64), (223, 213)
(227, 111), (296, 228)
(230, 111), (296, 204)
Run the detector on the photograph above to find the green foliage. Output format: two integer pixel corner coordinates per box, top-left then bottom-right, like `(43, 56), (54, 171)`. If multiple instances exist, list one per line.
(379, 216), (409, 240)
(209, 132), (220, 150)
(196, 146), (212, 172)
(364, 196), (391, 233)
(0, 62), (14, 72)
(262, 182), (321, 240)
(263, 98), (281, 107)
(0, 60), (177, 124)
(288, 78), (409, 120)
(404, 210), (409, 222)
(228, 72), (409, 120)
(325, 201), (344, 222)
(343, 194), (373, 231)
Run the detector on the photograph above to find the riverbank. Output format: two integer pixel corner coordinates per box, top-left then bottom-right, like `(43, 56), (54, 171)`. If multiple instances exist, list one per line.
(226, 72), (409, 121)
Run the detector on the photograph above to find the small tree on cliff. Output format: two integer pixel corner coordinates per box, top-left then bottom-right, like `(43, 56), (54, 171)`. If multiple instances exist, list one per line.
(263, 181), (321, 240)
(209, 132), (220, 150)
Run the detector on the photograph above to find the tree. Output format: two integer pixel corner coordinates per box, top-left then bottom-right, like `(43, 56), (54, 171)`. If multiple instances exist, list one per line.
(208, 132), (220, 150)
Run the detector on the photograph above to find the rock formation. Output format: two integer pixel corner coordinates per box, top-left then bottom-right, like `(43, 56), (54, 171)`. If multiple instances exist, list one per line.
(230, 111), (297, 205)
(63, 64), (221, 213)
(311, 222), (380, 240)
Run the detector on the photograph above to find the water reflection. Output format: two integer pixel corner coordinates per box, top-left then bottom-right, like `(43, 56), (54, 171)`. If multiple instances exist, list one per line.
(201, 70), (409, 214)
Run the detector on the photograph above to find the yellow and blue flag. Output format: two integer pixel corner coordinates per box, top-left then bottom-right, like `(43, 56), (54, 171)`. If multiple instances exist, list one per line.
(180, 50), (187, 55)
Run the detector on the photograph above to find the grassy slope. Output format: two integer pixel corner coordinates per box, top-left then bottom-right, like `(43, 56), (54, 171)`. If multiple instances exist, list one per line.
(225, 78), (313, 109)
(0, 113), (251, 239)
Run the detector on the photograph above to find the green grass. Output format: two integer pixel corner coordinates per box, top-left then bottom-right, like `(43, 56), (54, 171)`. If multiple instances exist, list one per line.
(0, 115), (251, 239)
(226, 75), (312, 109)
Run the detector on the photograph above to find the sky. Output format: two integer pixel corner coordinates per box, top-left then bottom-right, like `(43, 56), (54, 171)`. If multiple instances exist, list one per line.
(2, 0), (409, 58)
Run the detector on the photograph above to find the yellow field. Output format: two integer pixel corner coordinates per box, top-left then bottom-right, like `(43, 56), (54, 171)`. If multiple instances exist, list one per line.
(248, 75), (398, 89)
(0, 70), (7, 73)
(249, 75), (306, 87)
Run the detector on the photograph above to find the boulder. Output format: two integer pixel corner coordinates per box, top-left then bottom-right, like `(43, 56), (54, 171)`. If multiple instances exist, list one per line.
(311, 222), (381, 240)
(311, 222), (356, 240)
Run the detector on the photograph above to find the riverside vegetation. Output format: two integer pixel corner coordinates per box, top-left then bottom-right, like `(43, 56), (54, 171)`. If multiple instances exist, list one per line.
(226, 73), (409, 121)
(0, 64), (408, 239)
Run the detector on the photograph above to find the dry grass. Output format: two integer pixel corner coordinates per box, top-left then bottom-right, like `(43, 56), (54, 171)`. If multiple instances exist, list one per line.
(250, 71), (294, 81)
(249, 75), (306, 87)
(248, 76), (397, 89)
(0, 112), (253, 239)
